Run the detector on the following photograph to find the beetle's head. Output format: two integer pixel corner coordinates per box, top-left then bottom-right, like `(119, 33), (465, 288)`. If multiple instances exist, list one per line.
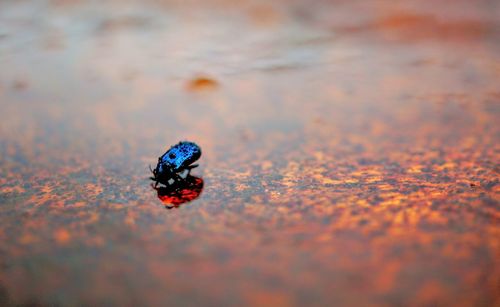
(156, 162), (171, 175)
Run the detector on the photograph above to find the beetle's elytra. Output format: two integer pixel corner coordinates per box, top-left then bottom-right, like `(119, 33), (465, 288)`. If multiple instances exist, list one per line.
(150, 141), (201, 186)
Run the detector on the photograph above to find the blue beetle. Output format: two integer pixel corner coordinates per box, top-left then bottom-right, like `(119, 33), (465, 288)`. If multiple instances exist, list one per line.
(150, 141), (202, 186)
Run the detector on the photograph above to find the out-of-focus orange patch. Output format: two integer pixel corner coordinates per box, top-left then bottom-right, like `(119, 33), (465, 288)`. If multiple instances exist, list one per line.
(245, 288), (292, 307)
(186, 76), (219, 91)
(261, 160), (273, 171)
(54, 229), (71, 244)
(376, 13), (436, 29)
(247, 4), (282, 26)
(20, 233), (37, 244)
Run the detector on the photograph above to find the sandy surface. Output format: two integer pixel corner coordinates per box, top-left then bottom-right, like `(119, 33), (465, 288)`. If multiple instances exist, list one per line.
(0, 0), (499, 306)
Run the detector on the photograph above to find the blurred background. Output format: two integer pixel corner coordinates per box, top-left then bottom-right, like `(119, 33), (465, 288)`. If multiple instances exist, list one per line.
(0, 0), (499, 306)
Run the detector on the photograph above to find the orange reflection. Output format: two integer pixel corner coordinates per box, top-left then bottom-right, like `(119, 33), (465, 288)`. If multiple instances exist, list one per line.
(153, 176), (204, 209)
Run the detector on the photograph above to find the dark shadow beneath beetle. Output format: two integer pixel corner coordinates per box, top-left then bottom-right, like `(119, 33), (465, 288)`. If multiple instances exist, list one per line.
(152, 175), (204, 209)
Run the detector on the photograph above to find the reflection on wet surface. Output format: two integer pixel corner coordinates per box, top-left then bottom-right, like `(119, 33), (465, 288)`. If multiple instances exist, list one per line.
(154, 176), (204, 209)
(0, 0), (499, 306)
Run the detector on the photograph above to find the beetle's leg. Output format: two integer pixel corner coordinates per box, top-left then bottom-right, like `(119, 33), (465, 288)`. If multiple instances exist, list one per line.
(151, 182), (159, 189)
(185, 164), (199, 175)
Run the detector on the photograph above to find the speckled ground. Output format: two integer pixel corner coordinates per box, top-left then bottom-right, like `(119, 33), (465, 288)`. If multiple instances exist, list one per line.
(0, 0), (499, 306)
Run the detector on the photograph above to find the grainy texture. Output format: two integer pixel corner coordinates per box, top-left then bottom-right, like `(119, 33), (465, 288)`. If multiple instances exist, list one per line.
(0, 0), (499, 306)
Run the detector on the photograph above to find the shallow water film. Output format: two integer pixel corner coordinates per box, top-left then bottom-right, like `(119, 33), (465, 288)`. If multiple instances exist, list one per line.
(0, 0), (499, 306)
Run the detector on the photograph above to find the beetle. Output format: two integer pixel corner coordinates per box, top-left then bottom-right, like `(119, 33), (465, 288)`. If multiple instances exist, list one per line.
(150, 141), (202, 187)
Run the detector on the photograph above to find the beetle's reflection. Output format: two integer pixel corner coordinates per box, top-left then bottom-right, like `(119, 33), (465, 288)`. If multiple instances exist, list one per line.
(152, 175), (204, 209)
